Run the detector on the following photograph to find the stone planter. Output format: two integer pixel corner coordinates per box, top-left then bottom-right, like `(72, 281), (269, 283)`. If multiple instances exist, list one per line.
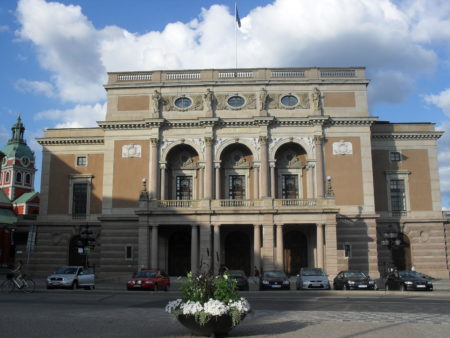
(177, 313), (245, 336)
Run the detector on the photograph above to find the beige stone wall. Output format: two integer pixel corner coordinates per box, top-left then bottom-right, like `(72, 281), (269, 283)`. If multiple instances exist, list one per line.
(47, 153), (104, 214)
(112, 140), (149, 208)
(324, 137), (364, 206)
(323, 92), (355, 107)
(117, 95), (149, 111)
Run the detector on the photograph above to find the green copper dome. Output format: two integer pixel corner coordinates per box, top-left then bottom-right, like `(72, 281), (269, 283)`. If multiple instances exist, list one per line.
(1, 115), (35, 161)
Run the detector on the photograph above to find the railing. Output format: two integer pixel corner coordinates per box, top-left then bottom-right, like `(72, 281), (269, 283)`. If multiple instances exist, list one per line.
(443, 211), (450, 218)
(217, 199), (254, 207)
(117, 73), (152, 81)
(320, 70), (356, 77)
(274, 199), (317, 207)
(166, 73), (200, 80)
(157, 200), (194, 208)
(271, 71), (305, 78)
(218, 71), (254, 78)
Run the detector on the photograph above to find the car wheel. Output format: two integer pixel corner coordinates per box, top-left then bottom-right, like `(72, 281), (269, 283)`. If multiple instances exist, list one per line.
(400, 284), (406, 292)
(344, 284), (350, 291)
(72, 281), (78, 290)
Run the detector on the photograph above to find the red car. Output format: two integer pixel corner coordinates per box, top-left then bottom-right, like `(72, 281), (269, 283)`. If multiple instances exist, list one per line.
(127, 270), (170, 291)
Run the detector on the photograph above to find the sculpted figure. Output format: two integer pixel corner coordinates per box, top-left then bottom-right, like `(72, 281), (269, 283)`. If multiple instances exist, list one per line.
(312, 87), (321, 112)
(203, 88), (213, 112)
(152, 89), (162, 113)
(259, 87), (268, 111)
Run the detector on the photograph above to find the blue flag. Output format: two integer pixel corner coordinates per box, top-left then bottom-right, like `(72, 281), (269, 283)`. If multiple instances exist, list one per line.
(235, 4), (241, 28)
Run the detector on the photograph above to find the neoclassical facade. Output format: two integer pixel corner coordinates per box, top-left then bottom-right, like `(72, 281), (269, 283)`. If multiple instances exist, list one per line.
(19, 67), (449, 279)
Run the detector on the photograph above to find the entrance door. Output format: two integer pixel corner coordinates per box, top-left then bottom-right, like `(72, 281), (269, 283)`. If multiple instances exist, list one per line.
(229, 175), (245, 200)
(282, 175), (298, 199)
(68, 235), (86, 266)
(283, 231), (307, 275)
(168, 231), (191, 276)
(224, 231), (250, 276)
(176, 176), (192, 200)
(392, 233), (411, 270)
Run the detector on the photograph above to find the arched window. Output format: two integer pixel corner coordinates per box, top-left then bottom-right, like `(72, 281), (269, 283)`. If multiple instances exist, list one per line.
(5, 171), (10, 183)
(25, 173), (31, 184)
(16, 172), (22, 183)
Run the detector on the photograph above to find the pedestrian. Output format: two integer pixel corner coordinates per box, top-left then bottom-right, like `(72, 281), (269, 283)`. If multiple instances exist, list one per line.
(252, 266), (260, 285)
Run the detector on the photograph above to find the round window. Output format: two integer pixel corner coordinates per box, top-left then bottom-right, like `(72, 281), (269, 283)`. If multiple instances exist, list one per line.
(175, 97), (192, 109)
(227, 96), (245, 108)
(281, 95), (298, 107)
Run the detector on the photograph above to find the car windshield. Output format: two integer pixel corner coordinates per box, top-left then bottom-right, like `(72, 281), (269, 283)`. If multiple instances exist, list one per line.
(399, 271), (422, 278)
(344, 271), (366, 278)
(263, 271), (286, 278)
(301, 269), (325, 276)
(55, 267), (78, 274)
(135, 271), (157, 278)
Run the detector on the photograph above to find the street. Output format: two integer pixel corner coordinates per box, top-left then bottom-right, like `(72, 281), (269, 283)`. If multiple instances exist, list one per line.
(1, 291), (450, 337)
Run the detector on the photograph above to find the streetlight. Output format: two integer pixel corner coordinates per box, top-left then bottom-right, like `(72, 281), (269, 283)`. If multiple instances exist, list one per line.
(77, 225), (96, 267)
(380, 227), (403, 275)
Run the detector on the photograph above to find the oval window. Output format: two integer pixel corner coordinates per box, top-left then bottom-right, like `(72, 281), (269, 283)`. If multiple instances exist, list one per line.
(281, 95), (298, 107)
(227, 96), (245, 108)
(175, 97), (192, 109)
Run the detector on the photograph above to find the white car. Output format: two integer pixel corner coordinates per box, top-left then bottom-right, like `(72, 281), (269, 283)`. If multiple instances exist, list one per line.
(47, 266), (95, 290)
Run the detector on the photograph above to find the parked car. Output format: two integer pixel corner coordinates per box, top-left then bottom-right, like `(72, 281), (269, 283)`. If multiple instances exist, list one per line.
(385, 270), (433, 291)
(333, 271), (376, 290)
(259, 270), (290, 290)
(47, 266), (95, 290)
(296, 267), (331, 290)
(127, 269), (170, 291)
(226, 270), (249, 291)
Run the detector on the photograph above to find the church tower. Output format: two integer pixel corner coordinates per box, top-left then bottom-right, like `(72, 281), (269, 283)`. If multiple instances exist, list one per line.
(0, 115), (36, 201)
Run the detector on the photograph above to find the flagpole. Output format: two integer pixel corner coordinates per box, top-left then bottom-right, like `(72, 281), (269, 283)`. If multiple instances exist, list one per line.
(235, 2), (238, 69)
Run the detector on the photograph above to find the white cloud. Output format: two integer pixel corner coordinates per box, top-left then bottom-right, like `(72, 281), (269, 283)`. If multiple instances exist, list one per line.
(424, 89), (450, 116)
(34, 103), (106, 128)
(16, 0), (448, 110)
(15, 78), (56, 98)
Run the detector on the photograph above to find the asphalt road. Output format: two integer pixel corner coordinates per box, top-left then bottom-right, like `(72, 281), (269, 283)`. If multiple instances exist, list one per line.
(1, 291), (450, 337)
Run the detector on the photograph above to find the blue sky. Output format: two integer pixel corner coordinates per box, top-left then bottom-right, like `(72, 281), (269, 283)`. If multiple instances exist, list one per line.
(1, 0), (450, 207)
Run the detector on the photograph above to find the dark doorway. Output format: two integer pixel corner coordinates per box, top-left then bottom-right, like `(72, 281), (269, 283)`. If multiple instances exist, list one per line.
(283, 231), (307, 275)
(224, 231), (251, 276)
(168, 231), (191, 276)
(392, 233), (412, 270)
(68, 235), (86, 266)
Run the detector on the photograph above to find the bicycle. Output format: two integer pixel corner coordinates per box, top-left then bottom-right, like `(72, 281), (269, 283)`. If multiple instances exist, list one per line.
(0, 272), (35, 293)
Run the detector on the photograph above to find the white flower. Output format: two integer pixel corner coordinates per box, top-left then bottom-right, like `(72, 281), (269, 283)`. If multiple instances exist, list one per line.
(203, 299), (229, 316)
(228, 297), (251, 314)
(181, 301), (204, 315)
(165, 299), (182, 313)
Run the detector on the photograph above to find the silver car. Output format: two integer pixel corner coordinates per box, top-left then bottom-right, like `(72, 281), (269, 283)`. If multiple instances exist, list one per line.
(296, 268), (330, 290)
(47, 266), (95, 290)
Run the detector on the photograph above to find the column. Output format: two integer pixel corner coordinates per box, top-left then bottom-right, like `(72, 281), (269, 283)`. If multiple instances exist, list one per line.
(215, 162), (221, 200)
(191, 225), (199, 274)
(151, 225), (158, 269)
(160, 164), (166, 200)
(253, 224), (261, 274)
(253, 166), (259, 199)
(306, 162), (315, 199)
(270, 162), (276, 198)
(199, 225), (212, 273)
(150, 138), (159, 199)
(316, 223), (324, 269)
(259, 136), (269, 198)
(198, 167), (204, 199)
(138, 225), (149, 269)
(204, 137), (213, 199)
(314, 136), (325, 197)
(262, 224), (275, 271)
(213, 224), (221, 275)
(276, 224), (284, 270)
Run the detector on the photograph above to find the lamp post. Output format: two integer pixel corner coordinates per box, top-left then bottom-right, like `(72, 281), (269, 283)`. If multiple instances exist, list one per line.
(380, 228), (403, 275)
(77, 225), (96, 268)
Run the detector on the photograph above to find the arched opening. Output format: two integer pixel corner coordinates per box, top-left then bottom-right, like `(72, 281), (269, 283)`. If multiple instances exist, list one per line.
(224, 231), (251, 276)
(392, 233), (412, 270)
(166, 145), (200, 200)
(168, 230), (191, 276)
(283, 230), (308, 275)
(68, 235), (86, 266)
(220, 144), (254, 200)
(274, 143), (307, 199)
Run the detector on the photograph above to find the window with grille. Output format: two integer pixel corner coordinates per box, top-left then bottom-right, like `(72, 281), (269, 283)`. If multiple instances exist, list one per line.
(229, 175), (245, 200)
(72, 183), (88, 217)
(390, 179), (406, 211)
(76, 156), (87, 166)
(390, 151), (402, 162)
(282, 175), (298, 199)
(176, 176), (192, 200)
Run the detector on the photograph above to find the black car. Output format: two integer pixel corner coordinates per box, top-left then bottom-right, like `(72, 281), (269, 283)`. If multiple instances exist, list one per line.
(259, 271), (290, 290)
(385, 270), (433, 291)
(333, 271), (376, 290)
(227, 270), (249, 291)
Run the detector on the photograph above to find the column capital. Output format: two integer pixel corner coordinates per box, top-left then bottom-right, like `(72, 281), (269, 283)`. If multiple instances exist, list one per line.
(159, 163), (167, 170)
(314, 135), (324, 144)
(150, 138), (159, 146)
(214, 161), (221, 169)
(269, 160), (276, 168)
(205, 137), (214, 146)
(259, 135), (268, 145)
